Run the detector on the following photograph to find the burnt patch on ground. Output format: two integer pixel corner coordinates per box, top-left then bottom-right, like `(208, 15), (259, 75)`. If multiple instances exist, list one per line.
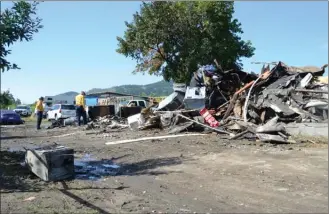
(0, 151), (46, 193)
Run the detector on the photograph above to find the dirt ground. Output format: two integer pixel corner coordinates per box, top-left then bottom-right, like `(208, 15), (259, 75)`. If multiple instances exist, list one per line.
(1, 122), (328, 214)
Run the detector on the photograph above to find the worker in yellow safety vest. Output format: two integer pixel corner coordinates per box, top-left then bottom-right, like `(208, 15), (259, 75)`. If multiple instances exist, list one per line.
(75, 91), (87, 126)
(36, 97), (44, 130)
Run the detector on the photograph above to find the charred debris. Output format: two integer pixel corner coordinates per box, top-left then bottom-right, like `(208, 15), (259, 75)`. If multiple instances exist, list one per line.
(127, 61), (328, 143)
(60, 61), (329, 143)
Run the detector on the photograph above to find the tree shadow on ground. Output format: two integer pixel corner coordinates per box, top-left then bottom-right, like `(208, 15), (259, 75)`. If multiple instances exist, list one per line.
(117, 156), (185, 176)
(1, 151), (186, 193)
(0, 151), (44, 193)
(1, 153), (186, 213)
(57, 156), (186, 214)
(59, 181), (112, 214)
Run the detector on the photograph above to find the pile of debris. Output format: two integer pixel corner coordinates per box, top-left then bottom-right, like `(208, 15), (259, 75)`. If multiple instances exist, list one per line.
(46, 114), (129, 131)
(127, 61), (328, 143)
(85, 115), (128, 130)
(48, 61), (326, 144)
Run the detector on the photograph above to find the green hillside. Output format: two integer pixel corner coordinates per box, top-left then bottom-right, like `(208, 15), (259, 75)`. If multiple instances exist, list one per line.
(87, 80), (173, 96)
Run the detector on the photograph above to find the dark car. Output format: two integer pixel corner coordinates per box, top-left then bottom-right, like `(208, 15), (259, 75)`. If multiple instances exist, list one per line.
(0, 110), (24, 125)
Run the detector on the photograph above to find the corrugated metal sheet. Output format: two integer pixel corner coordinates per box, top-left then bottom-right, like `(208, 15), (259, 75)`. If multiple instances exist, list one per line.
(85, 97), (98, 106)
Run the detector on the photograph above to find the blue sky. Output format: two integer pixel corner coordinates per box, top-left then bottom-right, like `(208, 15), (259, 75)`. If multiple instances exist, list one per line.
(1, 1), (328, 104)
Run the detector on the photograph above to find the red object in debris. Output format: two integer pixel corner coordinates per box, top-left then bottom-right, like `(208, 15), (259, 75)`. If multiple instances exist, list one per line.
(208, 109), (216, 115)
(200, 108), (220, 127)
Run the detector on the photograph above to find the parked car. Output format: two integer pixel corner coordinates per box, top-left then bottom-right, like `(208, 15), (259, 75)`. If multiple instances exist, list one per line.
(13, 105), (32, 117)
(127, 100), (148, 108)
(47, 104), (76, 120)
(0, 110), (24, 125)
(43, 104), (52, 118)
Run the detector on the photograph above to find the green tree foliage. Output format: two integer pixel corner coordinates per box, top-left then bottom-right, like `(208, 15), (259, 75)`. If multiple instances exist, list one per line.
(140, 92), (148, 97)
(0, 1), (43, 72)
(0, 90), (24, 109)
(0, 90), (15, 108)
(15, 98), (22, 105)
(117, 1), (255, 83)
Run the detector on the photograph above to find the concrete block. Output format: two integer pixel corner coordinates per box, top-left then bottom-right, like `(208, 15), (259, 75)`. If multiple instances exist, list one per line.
(25, 145), (74, 181)
(285, 123), (328, 138)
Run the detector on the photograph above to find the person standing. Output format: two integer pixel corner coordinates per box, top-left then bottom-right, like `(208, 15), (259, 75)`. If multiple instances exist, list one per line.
(75, 91), (87, 126)
(36, 97), (44, 130)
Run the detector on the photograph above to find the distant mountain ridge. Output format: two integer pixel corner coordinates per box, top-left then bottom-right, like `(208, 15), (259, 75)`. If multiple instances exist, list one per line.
(54, 91), (79, 97)
(53, 80), (173, 98)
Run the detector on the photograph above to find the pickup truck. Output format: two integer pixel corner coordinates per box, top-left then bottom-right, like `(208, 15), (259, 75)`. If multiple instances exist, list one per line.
(126, 100), (148, 108)
(115, 100), (149, 118)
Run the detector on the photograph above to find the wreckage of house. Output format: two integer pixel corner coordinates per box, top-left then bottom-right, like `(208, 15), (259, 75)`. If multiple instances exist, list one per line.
(48, 61), (328, 142)
(28, 61), (329, 182)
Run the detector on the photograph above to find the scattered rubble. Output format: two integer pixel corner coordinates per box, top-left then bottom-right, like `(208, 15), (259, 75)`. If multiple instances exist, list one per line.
(85, 115), (128, 130)
(122, 61), (328, 143)
(45, 61), (328, 144)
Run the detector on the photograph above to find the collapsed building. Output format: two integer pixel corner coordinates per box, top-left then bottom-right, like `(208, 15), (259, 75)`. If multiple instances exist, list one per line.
(51, 61), (328, 142)
(124, 61), (328, 142)
(27, 61), (329, 181)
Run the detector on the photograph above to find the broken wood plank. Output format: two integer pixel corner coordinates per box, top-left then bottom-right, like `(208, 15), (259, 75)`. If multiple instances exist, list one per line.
(168, 121), (194, 134)
(293, 89), (328, 94)
(222, 93), (239, 120)
(216, 100), (230, 110)
(154, 110), (198, 114)
(105, 133), (206, 145)
(52, 132), (80, 138)
(229, 130), (250, 140)
(177, 114), (233, 136)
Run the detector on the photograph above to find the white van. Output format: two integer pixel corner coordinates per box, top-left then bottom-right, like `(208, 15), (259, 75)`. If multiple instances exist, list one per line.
(47, 104), (76, 120)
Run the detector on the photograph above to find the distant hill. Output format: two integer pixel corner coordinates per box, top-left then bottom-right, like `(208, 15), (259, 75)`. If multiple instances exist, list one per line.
(52, 91), (78, 101)
(54, 91), (79, 98)
(53, 80), (173, 98)
(87, 80), (173, 96)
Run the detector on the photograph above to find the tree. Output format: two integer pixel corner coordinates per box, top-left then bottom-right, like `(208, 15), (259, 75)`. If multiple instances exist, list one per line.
(0, 1), (43, 72)
(15, 98), (22, 105)
(0, 90), (15, 108)
(140, 92), (148, 97)
(117, 2), (255, 83)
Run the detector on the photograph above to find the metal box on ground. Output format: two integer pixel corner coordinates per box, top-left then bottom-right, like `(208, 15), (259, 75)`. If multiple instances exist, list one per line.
(127, 113), (145, 130)
(183, 87), (206, 110)
(119, 106), (142, 118)
(25, 145), (74, 181)
(88, 105), (115, 120)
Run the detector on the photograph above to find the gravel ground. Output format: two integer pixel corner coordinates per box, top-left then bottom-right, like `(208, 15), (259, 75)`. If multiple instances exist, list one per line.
(1, 122), (328, 213)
